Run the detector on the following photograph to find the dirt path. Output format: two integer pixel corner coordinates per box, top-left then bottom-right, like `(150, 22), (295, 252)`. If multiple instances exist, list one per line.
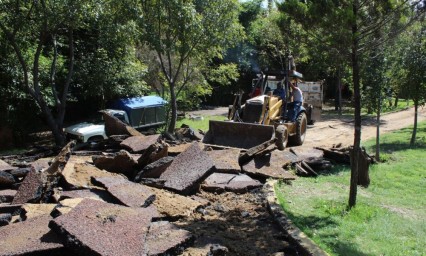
(302, 106), (426, 148)
(187, 106), (228, 117)
(190, 106), (426, 149)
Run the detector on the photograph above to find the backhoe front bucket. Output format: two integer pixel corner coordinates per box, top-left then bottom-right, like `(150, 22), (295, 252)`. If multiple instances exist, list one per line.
(202, 120), (275, 149)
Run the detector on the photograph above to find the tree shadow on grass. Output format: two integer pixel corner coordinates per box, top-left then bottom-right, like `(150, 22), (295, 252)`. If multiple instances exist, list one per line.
(372, 126), (426, 153)
(318, 164), (351, 176)
(284, 211), (373, 256)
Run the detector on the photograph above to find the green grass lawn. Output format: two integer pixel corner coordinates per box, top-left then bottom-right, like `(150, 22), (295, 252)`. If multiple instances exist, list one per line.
(323, 98), (414, 118)
(276, 121), (426, 256)
(176, 115), (228, 132)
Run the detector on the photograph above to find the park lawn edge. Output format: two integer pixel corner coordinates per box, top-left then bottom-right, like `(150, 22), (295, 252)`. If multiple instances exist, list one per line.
(275, 121), (426, 256)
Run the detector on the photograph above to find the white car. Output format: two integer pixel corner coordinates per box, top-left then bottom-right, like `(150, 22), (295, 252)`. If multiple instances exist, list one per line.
(64, 122), (107, 143)
(64, 109), (128, 143)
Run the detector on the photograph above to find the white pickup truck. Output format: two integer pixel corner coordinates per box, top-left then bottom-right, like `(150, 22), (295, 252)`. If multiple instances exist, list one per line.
(64, 96), (167, 143)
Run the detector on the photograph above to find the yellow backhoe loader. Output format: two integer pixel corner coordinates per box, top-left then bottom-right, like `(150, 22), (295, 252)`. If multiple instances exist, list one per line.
(202, 69), (308, 153)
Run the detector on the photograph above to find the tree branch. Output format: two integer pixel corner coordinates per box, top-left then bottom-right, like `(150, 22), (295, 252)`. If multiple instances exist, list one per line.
(0, 20), (33, 97)
(176, 57), (193, 98)
(57, 28), (74, 125)
(50, 37), (60, 106)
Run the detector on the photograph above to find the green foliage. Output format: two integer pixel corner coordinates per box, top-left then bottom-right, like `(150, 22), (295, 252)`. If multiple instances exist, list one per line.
(249, 11), (287, 69)
(205, 63), (240, 91)
(70, 0), (149, 103)
(0, 0), (148, 145)
(137, 0), (244, 132)
(239, 0), (264, 31)
(278, 0), (352, 73)
(361, 48), (388, 114)
(276, 122), (426, 256)
(72, 47), (148, 103)
(393, 21), (426, 107)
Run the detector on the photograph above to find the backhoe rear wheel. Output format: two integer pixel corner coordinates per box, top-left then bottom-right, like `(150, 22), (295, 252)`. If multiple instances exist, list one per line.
(289, 112), (307, 146)
(275, 125), (288, 150)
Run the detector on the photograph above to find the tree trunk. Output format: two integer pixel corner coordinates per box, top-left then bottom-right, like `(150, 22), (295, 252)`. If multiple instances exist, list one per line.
(357, 147), (371, 187)
(394, 94), (399, 108)
(336, 68), (342, 115)
(56, 29), (74, 128)
(410, 102), (418, 146)
(375, 96), (381, 161)
(338, 75), (342, 116)
(349, 0), (361, 209)
(168, 83), (178, 133)
(38, 98), (65, 146)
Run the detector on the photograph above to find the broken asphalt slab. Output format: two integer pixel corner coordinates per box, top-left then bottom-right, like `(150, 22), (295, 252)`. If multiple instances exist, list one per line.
(58, 188), (116, 203)
(120, 135), (161, 153)
(9, 167), (30, 179)
(160, 142), (214, 195)
(0, 213), (11, 226)
(92, 176), (156, 208)
(0, 215), (67, 256)
(290, 147), (324, 159)
(43, 141), (74, 177)
(168, 143), (192, 156)
(102, 110), (143, 137)
(0, 189), (16, 203)
(206, 148), (241, 174)
(201, 173), (262, 194)
(135, 156), (174, 181)
(0, 204), (22, 215)
(0, 159), (17, 172)
(30, 157), (52, 172)
(242, 150), (297, 180)
(137, 142), (169, 169)
(49, 199), (160, 256)
(0, 171), (15, 187)
(11, 168), (43, 204)
(92, 150), (138, 177)
(61, 162), (123, 189)
(146, 221), (194, 256)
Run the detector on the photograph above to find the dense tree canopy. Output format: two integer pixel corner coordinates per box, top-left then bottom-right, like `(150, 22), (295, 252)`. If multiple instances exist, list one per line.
(0, 0), (146, 145)
(0, 0), (424, 158)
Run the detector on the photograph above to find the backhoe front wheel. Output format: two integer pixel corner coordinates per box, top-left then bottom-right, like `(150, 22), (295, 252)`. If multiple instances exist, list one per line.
(289, 112), (307, 146)
(275, 125), (288, 150)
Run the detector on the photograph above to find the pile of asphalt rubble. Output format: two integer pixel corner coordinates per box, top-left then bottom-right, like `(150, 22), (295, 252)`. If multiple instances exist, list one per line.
(0, 112), (353, 256)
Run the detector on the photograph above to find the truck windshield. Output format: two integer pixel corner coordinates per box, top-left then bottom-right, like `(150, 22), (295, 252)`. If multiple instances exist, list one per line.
(113, 113), (127, 123)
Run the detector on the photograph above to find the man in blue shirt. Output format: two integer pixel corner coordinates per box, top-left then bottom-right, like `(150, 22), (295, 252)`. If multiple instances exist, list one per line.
(273, 82), (285, 100)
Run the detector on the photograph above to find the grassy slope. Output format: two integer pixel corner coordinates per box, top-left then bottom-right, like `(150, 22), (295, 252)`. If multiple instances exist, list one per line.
(276, 121), (426, 256)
